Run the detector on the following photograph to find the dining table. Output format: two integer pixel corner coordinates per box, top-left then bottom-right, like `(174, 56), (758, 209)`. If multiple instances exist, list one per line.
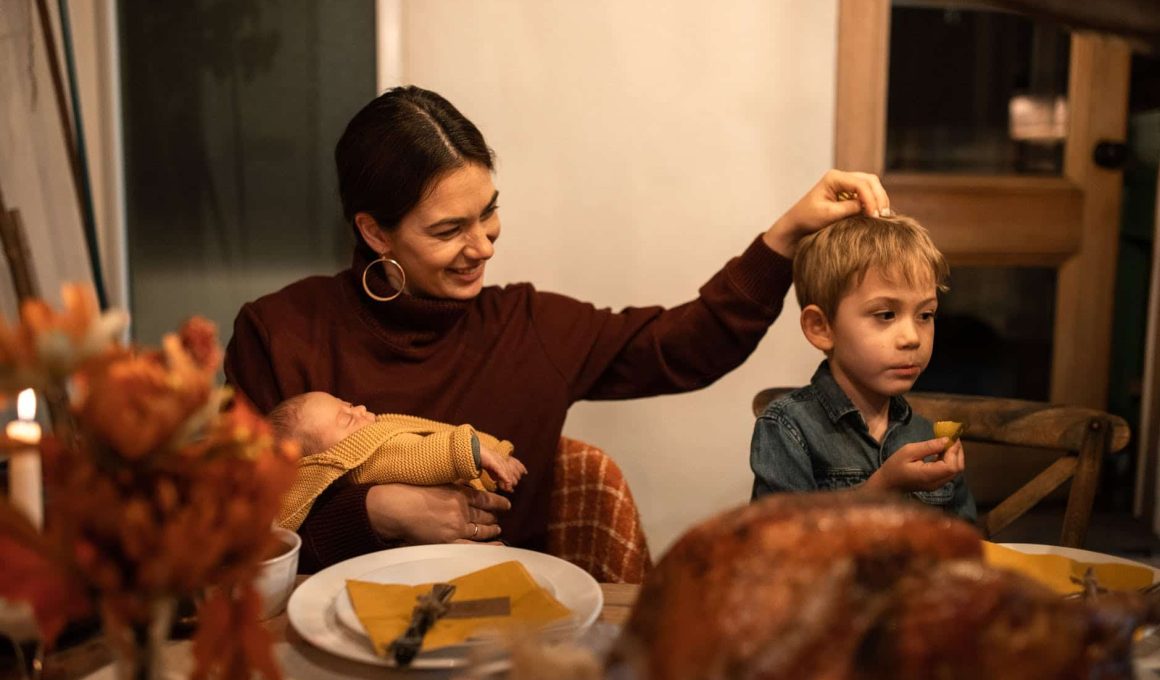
(6, 581), (641, 680)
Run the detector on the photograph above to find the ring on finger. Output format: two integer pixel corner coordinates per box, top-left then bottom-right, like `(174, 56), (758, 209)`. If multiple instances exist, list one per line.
(469, 522), (480, 539)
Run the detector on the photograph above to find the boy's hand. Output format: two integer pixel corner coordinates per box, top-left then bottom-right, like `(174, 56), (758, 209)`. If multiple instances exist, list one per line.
(864, 438), (965, 493)
(480, 444), (528, 492)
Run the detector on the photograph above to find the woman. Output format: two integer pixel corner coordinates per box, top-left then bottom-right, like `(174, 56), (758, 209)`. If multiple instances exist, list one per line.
(225, 86), (891, 572)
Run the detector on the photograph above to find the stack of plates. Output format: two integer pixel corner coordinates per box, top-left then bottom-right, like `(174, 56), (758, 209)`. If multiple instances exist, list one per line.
(286, 544), (603, 669)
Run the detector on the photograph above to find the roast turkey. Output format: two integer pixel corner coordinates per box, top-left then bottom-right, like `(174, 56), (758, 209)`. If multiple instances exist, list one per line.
(610, 492), (1158, 680)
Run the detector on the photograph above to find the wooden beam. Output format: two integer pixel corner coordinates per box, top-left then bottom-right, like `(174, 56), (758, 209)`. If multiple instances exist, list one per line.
(834, 0), (890, 173)
(0, 187), (39, 302)
(907, 391), (1130, 452)
(885, 173), (1083, 265)
(1135, 157), (1160, 526)
(952, 0), (1160, 53)
(1051, 35), (1132, 408)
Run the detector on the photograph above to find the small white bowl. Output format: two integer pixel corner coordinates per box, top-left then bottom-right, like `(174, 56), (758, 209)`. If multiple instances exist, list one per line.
(0, 597), (38, 642)
(255, 527), (301, 620)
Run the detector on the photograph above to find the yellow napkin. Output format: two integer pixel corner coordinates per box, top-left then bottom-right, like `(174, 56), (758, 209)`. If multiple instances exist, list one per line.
(983, 541), (1155, 595)
(346, 560), (573, 656)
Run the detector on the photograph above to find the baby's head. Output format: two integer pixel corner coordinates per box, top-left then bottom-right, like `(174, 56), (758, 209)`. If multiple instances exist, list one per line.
(793, 214), (948, 397)
(268, 392), (376, 457)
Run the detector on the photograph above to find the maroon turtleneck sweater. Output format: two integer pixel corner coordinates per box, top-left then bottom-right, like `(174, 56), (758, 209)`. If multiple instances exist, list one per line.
(224, 235), (793, 572)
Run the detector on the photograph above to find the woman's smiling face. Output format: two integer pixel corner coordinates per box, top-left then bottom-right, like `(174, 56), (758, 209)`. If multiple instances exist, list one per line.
(370, 163), (500, 300)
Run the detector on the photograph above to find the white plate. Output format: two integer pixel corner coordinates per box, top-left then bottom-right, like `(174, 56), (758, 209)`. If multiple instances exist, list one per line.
(999, 543), (1160, 584)
(286, 544), (602, 669)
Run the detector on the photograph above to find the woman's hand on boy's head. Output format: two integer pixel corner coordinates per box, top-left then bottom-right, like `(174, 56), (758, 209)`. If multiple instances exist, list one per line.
(480, 446), (527, 492)
(764, 170), (892, 258)
(865, 437), (963, 494)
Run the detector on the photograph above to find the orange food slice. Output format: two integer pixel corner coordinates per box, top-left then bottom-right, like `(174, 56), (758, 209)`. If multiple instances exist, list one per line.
(933, 420), (965, 446)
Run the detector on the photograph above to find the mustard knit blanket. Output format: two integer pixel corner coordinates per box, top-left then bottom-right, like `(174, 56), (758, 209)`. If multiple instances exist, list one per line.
(278, 414), (515, 532)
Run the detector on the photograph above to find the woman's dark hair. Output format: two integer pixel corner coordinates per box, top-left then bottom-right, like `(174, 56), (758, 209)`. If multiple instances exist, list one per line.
(335, 86), (494, 253)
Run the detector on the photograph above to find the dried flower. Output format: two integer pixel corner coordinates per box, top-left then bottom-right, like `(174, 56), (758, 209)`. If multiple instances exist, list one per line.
(0, 283), (127, 400)
(0, 286), (298, 680)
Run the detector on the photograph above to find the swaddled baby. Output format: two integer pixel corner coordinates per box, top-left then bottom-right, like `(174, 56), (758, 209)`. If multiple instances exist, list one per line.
(270, 391), (526, 531)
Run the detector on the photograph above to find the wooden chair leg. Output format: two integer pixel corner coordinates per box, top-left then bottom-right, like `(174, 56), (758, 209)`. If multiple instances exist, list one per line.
(981, 456), (1077, 539)
(1060, 417), (1110, 548)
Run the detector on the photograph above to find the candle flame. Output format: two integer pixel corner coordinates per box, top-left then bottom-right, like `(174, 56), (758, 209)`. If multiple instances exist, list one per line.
(17, 388), (36, 421)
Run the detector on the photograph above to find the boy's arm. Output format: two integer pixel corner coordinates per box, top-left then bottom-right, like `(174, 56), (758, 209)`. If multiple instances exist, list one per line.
(750, 411), (818, 500)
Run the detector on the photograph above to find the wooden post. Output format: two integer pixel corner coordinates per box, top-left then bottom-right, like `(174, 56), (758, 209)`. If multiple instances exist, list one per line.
(1051, 35), (1132, 409)
(1061, 417), (1110, 547)
(0, 187), (39, 302)
(834, 0), (890, 174)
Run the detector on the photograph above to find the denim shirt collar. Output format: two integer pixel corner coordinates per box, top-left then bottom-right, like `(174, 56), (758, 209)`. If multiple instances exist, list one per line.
(810, 360), (912, 428)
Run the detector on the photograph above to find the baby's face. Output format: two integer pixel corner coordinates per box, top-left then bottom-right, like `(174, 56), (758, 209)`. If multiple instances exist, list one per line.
(297, 392), (377, 452)
(826, 267), (937, 399)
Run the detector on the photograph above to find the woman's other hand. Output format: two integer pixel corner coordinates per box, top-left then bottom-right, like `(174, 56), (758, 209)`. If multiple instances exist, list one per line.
(763, 170), (891, 258)
(366, 483), (510, 544)
(480, 445), (528, 492)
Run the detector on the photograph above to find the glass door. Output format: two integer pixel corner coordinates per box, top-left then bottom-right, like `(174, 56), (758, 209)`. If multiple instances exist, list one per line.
(836, 0), (1131, 410)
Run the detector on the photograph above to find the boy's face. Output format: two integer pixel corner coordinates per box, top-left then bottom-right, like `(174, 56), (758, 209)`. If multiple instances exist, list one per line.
(297, 392), (376, 453)
(807, 267), (938, 403)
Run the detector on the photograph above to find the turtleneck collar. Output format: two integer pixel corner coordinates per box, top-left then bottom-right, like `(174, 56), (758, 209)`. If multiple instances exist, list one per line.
(342, 248), (472, 355)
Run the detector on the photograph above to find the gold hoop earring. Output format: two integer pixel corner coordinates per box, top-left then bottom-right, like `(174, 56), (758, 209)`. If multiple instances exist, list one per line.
(362, 256), (406, 302)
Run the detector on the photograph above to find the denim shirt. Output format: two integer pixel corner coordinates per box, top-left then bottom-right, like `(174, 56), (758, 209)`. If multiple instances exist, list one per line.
(750, 361), (977, 522)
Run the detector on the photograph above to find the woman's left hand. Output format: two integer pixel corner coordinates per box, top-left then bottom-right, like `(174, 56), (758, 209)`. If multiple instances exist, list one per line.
(763, 170), (891, 258)
(366, 483), (509, 545)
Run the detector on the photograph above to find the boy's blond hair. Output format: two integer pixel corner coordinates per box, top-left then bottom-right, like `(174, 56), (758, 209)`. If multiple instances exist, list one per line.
(793, 214), (949, 319)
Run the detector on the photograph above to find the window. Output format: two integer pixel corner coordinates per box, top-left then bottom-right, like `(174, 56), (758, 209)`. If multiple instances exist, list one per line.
(119, 1), (375, 344)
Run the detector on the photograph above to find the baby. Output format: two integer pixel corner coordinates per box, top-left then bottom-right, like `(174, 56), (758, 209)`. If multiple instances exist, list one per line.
(270, 391), (526, 531)
(750, 214), (976, 520)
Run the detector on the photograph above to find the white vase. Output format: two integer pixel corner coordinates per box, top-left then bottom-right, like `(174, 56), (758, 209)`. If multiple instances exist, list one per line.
(110, 598), (176, 680)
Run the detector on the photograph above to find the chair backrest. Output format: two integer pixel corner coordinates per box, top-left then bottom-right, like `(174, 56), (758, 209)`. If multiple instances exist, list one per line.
(752, 388), (1130, 548)
(548, 436), (652, 584)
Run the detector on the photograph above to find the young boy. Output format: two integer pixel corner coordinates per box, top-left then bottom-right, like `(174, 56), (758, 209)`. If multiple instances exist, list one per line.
(271, 391), (527, 531)
(749, 214), (976, 520)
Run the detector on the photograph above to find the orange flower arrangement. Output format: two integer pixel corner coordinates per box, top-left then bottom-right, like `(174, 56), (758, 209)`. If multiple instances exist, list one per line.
(0, 285), (298, 680)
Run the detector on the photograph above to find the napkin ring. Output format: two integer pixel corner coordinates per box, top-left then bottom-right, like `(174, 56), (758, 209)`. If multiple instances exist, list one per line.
(363, 256), (406, 302)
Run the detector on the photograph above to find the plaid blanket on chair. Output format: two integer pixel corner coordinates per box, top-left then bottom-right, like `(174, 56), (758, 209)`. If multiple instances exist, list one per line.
(548, 437), (652, 584)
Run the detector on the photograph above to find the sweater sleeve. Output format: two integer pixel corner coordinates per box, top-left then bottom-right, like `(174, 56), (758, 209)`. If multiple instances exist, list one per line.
(348, 424), (480, 485)
(223, 302), (284, 414)
(532, 235), (794, 402)
(296, 483), (389, 574)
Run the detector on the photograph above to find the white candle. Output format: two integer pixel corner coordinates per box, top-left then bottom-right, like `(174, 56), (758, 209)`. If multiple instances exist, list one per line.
(6, 389), (42, 530)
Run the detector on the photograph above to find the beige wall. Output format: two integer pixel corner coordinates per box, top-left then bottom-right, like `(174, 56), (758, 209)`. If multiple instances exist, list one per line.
(0, 0), (123, 319)
(40, 0), (839, 554)
(393, 0), (839, 553)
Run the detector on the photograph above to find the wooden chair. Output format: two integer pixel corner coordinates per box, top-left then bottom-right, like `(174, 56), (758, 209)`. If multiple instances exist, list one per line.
(548, 437), (652, 584)
(752, 389), (1130, 548)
